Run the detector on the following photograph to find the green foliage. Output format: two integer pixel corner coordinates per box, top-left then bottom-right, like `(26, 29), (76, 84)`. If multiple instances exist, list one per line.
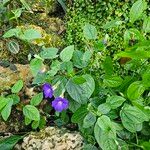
(30, 93), (43, 106)
(0, 135), (23, 150)
(11, 79), (23, 93)
(0, 0), (150, 149)
(60, 45), (74, 62)
(23, 105), (40, 121)
(129, 0), (147, 24)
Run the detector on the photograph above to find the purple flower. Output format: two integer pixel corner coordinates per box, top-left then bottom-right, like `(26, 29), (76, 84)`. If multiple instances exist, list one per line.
(52, 97), (69, 112)
(42, 83), (54, 98)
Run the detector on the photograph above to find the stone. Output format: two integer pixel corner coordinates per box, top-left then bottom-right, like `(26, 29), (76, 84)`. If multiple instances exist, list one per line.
(17, 127), (84, 150)
(0, 64), (32, 92)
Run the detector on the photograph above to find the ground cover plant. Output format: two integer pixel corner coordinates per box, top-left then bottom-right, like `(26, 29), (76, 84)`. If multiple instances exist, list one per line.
(0, 0), (150, 149)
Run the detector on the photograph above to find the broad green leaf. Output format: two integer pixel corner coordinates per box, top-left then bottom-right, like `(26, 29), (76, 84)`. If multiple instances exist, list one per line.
(0, 97), (8, 111)
(69, 99), (81, 113)
(116, 50), (150, 59)
(32, 72), (47, 85)
(127, 81), (145, 101)
(82, 50), (92, 63)
(48, 60), (61, 76)
(7, 41), (20, 54)
(106, 96), (126, 109)
(71, 105), (88, 123)
(40, 47), (58, 59)
(130, 0), (147, 23)
(140, 141), (150, 150)
(143, 16), (150, 33)
(73, 50), (90, 68)
(97, 103), (111, 115)
(23, 105), (40, 121)
(120, 104), (148, 132)
(32, 120), (40, 129)
(61, 61), (73, 74)
(3, 28), (21, 38)
(30, 58), (43, 76)
(123, 28), (145, 46)
(0, 135), (23, 150)
(83, 144), (98, 150)
(142, 67), (150, 87)
(103, 56), (113, 76)
(23, 29), (42, 40)
(73, 50), (84, 68)
(11, 80), (23, 93)
(25, 116), (32, 125)
(30, 93), (43, 106)
(104, 76), (123, 87)
(83, 112), (96, 128)
(66, 74), (95, 104)
(72, 76), (86, 84)
(7, 94), (20, 105)
(103, 19), (122, 29)
(1, 99), (13, 121)
(94, 115), (117, 150)
(60, 45), (74, 62)
(52, 76), (67, 97)
(83, 24), (97, 39)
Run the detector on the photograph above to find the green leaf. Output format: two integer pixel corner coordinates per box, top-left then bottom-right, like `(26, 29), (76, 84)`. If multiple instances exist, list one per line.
(31, 120), (40, 129)
(7, 41), (20, 54)
(57, 0), (67, 12)
(30, 58), (43, 76)
(72, 76), (86, 84)
(106, 96), (126, 109)
(97, 103), (111, 115)
(30, 93), (43, 106)
(116, 49), (150, 59)
(10, 8), (22, 20)
(83, 112), (96, 128)
(7, 94), (20, 105)
(1, 99), (13, 121)
(94, 115), (117, 150)
(120, 104), (148, 132)
(0, 135), (23, 150)
(83, 144), (98, 150)
(0, 97), (8, 111)
(103, 56), (113, 76)
(83, 50), (92, 63)
(103, 19), (122, 29)
(25, 116), (32, 125)
(73, 50), (90, 68)
(71, 105), (88, 123)
(60, 45), (74, 62)
(23, 105), (40, 121)
(3, 28), (21, 38)
(130, 0), (147, 23)
(23, 29), (42, 40)
(142, 67), (150, 87)
(40, 47), (58, 59)
(11, 80), (23, 93)
(69, 99), (81, 113)
(66, 74), (95, 104)
(20, 0), (32, 12)
(52, 76), (67, 97)
(83, 24), (97, 39)
(127, 81), (145, 101)
(143, 16), (150, 33)
(104, 76), (123, 87)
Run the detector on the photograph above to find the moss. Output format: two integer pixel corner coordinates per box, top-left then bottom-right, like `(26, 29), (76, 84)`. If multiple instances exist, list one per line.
(65, 0), (149, 54)
(19, 0), (57, 14)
